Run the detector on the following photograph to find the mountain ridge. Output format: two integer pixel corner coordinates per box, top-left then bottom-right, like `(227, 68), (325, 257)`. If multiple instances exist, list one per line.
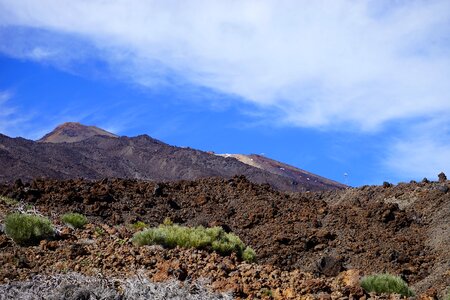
(0, 123), (345, 191)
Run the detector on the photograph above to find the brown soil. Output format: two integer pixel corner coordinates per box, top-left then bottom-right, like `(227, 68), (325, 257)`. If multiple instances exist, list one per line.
(0, 176), (449, 298)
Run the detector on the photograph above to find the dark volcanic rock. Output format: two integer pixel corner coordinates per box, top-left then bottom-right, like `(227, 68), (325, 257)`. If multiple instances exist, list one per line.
(0, 177), (443, 289)
(316, 256), (343, 277)
(438, 172), (447, 183)
(1, 177), (450, 296)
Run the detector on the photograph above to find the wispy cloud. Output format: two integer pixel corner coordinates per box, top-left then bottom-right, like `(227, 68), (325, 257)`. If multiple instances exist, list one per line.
(0, 0), (449, 179)
(385, 118), (450, 180)
(0, 90), (106, 139)
(0, 91), (15, 117)
(0, 90), (33, 137)
(1, 0), (449, 130)
(27, 47), (56, 60)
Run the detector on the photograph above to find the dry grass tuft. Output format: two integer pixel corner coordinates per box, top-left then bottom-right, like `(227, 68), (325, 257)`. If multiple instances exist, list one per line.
(0, 273), (233, 300)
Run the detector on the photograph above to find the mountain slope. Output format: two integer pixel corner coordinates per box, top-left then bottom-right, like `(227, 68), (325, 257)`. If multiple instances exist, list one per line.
(0, 124), (344, 191)
(218, 154), (346, 190)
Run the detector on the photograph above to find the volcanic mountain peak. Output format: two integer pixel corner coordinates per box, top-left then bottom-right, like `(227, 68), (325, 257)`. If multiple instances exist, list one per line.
(38, 122), (118, 143)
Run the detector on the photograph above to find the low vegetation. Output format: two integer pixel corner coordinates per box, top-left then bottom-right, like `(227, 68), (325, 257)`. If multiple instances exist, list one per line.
(0, 273), (233, 300)
(132, 222), (256, 262)
(242, 246), (257, 262)
(360, 273), (415, 297)
(94, 226), (105, 236)
(0, 195), (18, 206)
(61, 212), (88, 229)
(131, 221), (148, 231)
(4, 212), (54, 245)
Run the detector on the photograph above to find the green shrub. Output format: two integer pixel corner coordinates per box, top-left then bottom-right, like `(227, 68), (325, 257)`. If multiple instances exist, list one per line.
(4, 213), (54, 245)
(132, 221), (148, 231)
(132, 223), (256, 262)
(94, 226), (105, 236)
(360, 274), (414, 297)
(0, 195), (18, 206)
(242, 246), (257, 262)
(61, 213), (88, 229)
(163, 217), (173, 226)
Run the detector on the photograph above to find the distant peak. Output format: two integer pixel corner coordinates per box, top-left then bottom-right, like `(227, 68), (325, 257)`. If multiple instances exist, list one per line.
(38, 122), (118, 143)
(58, 122), (84, 128)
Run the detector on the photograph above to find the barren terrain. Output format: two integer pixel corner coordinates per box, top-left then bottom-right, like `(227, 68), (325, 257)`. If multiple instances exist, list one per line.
(0, 176), (449, 298)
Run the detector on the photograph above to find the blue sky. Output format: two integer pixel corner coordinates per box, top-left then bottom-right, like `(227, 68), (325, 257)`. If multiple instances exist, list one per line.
(1, 0), (450, 186)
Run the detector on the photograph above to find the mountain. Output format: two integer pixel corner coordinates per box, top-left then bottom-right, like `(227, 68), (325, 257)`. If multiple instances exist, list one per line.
(218, 153), (346, 190)
(38, 122), (117, 143)
(0, 123), (345, 191)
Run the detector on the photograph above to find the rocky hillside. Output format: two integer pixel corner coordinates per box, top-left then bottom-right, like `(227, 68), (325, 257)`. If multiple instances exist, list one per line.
(0, 176), (449, 298)
(0, 123), (344, 192)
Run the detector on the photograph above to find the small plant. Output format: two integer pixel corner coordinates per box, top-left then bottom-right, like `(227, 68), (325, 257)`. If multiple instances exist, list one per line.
(163, 217), (173, 225)
(4, 213), (54, 245)
(132, 223), (256, 262)
(79, 259), (89, 267)
(132, 221), (148, 231)
(94, 226), (105, 236)
(261, 288), (273, 298)
(360, 274), (415, 297)
(242, 246), (257, 262)
(0, 195), (18, 206)
(116, 238), (127, 245)
(61, 213), (88, 229)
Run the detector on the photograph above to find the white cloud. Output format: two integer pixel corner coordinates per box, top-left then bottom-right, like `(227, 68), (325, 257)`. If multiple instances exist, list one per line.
(383, 117), (450, 180)
(1, 0), (450, 179)
(385, 135), (450, 180)
(0, 0), (449, 131)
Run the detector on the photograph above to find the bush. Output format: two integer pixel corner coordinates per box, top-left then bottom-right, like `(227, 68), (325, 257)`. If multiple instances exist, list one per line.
(360, 274), (414, 297)
(61, 212), (88, 229)
(132, 223), (256, 262)
(242, 246), (257, 262)
(4, 213), (54, 245)
(131, 221), (148, 231)
(0, 195), (18, 206)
